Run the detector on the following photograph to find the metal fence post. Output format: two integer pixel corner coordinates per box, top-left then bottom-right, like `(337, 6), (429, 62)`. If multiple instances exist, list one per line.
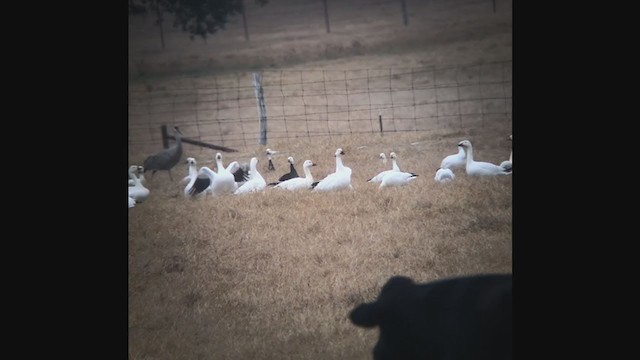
(254, 72), (268, 145)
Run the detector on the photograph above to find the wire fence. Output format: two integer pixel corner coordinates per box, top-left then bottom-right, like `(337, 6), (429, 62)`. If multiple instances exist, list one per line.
(128, 60), (511, 155)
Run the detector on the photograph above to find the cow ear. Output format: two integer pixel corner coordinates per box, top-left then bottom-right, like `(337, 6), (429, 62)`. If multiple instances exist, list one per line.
(349, 302), (381, 328)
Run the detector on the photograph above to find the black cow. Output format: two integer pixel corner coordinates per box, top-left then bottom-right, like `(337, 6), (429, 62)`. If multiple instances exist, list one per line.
(349, 274), (512, 360)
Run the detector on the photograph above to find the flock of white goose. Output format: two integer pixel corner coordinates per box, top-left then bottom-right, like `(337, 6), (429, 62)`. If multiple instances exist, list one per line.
(128, 136), (512, 208)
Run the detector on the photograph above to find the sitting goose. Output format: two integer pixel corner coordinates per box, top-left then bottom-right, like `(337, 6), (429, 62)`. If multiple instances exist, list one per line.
(128, 166), (146, 186)
(499, 135), (513, 172)
(440, 145), (466, 170)
(312, 148), (353, 192)
(234, 157), (267, 195)
(379, 171), (418, 190)
(274, 160), (316, 191)
(457, 140), (512, 176)
(188, 167), (217, 197)
(434, 168), (455, 183)
(128, 165), (150, 203)
(210, 152), (238, 195)
(268, 156), (299, 186)
(368, 152), (401, 183)
(180, 157), (198, 185)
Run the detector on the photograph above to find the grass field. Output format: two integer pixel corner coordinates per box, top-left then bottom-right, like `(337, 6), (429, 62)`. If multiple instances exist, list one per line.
(128, 129), (512, 359)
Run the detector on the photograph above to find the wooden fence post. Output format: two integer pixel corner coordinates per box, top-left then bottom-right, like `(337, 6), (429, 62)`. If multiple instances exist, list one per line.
(161, 124), (169, 149)
(400, 0), (409, 26)
(254, 72), (268, 145)
(241, 0), (250, 41)
(378, 111), (383, 135)
(322, 0), (331, 33)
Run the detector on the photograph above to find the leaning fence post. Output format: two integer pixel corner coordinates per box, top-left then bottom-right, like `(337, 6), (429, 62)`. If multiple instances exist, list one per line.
(254, 72), (268, 145)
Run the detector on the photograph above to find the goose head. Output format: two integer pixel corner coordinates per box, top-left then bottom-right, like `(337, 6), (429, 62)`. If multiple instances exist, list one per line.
(457, 140), (472, 149)
(287, 156), (295, 165)
(173, 126), (182, 135)
(379, 153), (386, 161)
(186, 157), (196, 166)
(303, 160), (316, 168)
(389, 152), (397, 160)
(335, 148), (345, 157)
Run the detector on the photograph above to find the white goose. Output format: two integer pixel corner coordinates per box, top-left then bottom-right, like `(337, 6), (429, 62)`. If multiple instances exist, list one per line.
(266, 148), (278, 171)
(183, 158), (199, 196)
(180, 157), (198, 185)
(187, 166), (217, 197)
(379, 153), (387, 167)
(368, 152), (400, 183)
(234, 157), (267, 195)
(274, 160), (316, 191)
(128, 165), (150, 203)
(434, 168), (455, 183)
(457, 140), (512, 176)
(440, 146), (466, 170)
(210, 152), (238, 195)
(128, 166), (146, 186)
(312, 148), (353, 192)
(499, 135), (513, 171)
(128, 196), (136, 208)
(379, 171), (418, 190)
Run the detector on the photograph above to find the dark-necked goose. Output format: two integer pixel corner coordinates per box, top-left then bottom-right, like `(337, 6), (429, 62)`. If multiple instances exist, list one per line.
(274, 160), (316, 191)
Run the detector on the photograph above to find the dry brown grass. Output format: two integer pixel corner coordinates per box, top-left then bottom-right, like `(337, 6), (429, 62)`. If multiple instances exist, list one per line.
(128, 129), (512, 359)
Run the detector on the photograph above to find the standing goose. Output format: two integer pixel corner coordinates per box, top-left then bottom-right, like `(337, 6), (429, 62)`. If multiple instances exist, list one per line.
(440, 145), (466, 170)
(234, 157), (267, 195)
(368, 152), (401, 183)
(274, 160), (316, 191)
(128, 165), (150, 203)
(312, 148), (353, 192)
(143, 126), (183, 181)
(457, 140), (512, 176)
(266, 148), (278, 171)
(434, 168), (455, 183)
